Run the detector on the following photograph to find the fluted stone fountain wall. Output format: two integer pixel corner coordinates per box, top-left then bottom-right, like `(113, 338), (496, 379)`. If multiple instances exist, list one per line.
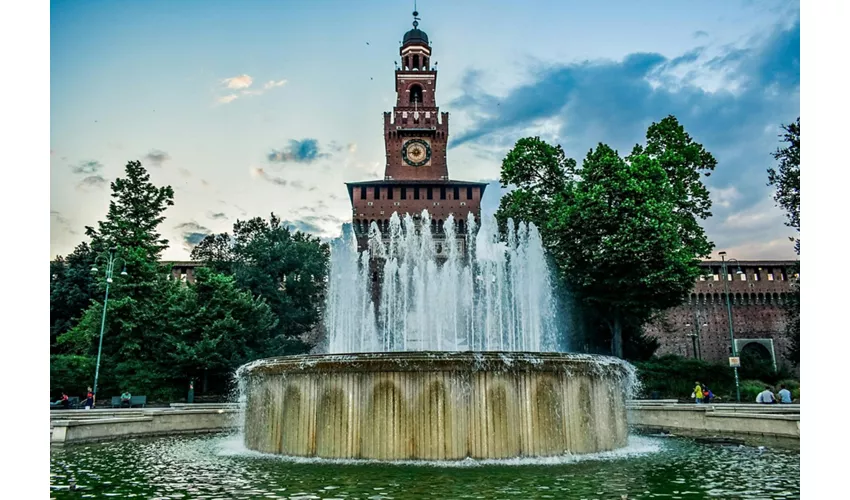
(242, 352), (632, 460)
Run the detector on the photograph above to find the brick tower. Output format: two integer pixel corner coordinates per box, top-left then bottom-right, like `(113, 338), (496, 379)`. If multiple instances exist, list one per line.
(346, 10), (487, 253)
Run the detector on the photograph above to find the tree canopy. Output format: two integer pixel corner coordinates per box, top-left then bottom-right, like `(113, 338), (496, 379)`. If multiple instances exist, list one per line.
(51, 161), (329, 401)
(496, 116), (715, 358)
(767, 117), (800, 254)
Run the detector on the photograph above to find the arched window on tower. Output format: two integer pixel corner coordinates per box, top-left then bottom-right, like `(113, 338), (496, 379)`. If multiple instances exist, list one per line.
(404, 56), (410, 70)
(409, 84), (423, 105)
(423, 57), (429, 69)
(413, 54), (420, 69)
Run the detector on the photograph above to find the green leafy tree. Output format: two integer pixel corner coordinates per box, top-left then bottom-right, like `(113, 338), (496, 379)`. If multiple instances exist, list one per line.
(192, 213), (330, 343)
(767, 117), (800, 254)
(549, 144), (706, 357)
(57, 160), (178, 399)
(766, 118), (800, 366)
(50, 242), (97, 351)
(163, 268), (279, 394)
(496, 118), (714, 358)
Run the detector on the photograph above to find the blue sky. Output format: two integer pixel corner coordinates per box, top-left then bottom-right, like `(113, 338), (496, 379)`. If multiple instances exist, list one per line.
(50, 0), (800, 261)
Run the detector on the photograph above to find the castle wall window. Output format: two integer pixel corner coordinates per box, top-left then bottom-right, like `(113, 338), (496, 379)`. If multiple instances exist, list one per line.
(410, 84), (423, 104)
(401, 188), (407, 200)
(374, 187), (381, 200)
(740, 272), (747, 281)
(768, 272), (774, 281)
(414, 187), (420, 200)
(440, 187), (446, 200)
(467, 187), (473, 199)
(427, 187), (433, 200)
(388, 187), (394, 200)
(360, 187), (367, 199)
(453, 186), (460, 200)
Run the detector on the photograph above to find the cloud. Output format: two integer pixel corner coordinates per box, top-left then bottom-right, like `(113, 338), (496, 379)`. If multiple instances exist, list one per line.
(70, 160), (103, 174)
(222, 74), (253, 90)
(175, 221), (213, 250)
(251, 166), (289, 186)
(263, 79), (287, 90)
(51, 210), (77, 235)
(217, 94), (239, 104)
(347, 143), (357, 153)
(448, 18), (799, 259)
(206, 212), (228, 221)
(178, 168), (192, 178)
(144, 149), (171, 167)
(282, 214), (346, 237)
(76, 175), (108, 190)
(693, 30), (709, 39)
(267, 139), (330, 164)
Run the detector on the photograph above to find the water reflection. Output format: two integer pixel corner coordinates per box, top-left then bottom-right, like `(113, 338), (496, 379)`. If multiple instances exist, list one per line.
(50, 434), (799, 499)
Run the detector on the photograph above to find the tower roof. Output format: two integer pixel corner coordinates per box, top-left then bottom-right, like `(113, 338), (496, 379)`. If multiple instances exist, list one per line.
(403, 28), (428, 45)
(403, 8), (428, 46)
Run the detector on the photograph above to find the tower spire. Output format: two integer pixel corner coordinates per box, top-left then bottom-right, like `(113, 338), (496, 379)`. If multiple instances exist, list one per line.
(412, 2), (420, 29)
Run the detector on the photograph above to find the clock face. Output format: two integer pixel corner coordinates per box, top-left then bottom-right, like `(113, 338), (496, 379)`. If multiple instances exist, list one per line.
(402, 139), (431, 167)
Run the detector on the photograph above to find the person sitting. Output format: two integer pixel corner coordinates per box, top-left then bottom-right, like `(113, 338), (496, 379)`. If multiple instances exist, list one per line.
(777, 384), (793, 404)
(120, 391), (132, 408)
(756, 386), (776, 404)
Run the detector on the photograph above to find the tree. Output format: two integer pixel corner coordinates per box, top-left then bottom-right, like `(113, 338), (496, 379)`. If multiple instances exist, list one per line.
(548, 144), (706, 357)
(495, 118), (715, 358)
(50, 243), (97, 351)
(163, 268), (279, 394)
(767, 117), (800, 254)
(767, 118), (800, 366)
(192, 213), (330, 342)
(495, 137), (574, 236)
(57, 160), (178, 399)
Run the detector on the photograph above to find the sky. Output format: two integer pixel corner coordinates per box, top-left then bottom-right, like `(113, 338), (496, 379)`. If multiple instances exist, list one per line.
(50, 0), (801, 261)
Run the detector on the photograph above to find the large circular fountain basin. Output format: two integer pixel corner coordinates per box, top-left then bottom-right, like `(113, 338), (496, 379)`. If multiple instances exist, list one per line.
(242, 351), (632, 460)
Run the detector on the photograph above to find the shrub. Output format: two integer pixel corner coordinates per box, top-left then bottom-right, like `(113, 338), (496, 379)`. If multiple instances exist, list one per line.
(633, 355), (735, 400)
(739, 379), (770, 403)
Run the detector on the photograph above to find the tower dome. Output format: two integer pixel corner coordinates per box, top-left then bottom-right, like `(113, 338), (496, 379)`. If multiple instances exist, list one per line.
(403, 10), (428, 45)
(403, 27), (428, 45)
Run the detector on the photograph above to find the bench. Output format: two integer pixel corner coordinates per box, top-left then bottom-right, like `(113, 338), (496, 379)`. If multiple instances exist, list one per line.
(111, 395), (147, 408)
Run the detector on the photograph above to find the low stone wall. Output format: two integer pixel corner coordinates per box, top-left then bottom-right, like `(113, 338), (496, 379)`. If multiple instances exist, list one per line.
(50, 408), (240, 445)
(627, 401), (799, 448)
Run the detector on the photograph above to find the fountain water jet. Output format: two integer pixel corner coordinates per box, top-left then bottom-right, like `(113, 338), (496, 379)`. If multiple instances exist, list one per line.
(241, 211), (634, 460)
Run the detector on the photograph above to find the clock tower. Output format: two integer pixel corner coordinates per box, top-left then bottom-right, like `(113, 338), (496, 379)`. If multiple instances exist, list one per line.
(346, 10), (487, 251)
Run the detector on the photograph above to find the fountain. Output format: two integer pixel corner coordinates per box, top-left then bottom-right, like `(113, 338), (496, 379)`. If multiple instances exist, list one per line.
(241, 211), (634, 460)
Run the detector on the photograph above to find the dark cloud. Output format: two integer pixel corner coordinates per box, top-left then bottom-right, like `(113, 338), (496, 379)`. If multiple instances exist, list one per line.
(283, 219), (324, 234)
(50, 210), (78, 235)
(175, 221), (213, 250)
(144, 149), (171, 167)
(76, 175), (108, 190)
(70, 160), (103, 174)
(693, 30), (709, 39)
(251, 167), (289, 186)
(267, 139), (330, 164)
(206, 212), (228, 221)
(283, 214), (345, 237)
(448, 18), (799, 257)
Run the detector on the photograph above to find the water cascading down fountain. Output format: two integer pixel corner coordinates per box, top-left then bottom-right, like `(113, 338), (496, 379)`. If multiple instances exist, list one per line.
(240, 211), (634, 460)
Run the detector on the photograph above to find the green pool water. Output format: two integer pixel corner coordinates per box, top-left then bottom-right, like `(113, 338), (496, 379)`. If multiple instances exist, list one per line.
(50, 433), (799, 499)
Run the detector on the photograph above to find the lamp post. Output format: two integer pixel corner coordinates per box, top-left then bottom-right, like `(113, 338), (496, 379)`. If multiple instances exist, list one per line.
(684, 314), (708, 360)
(90, 247), (128, 406)
(719, 251), (743, 402)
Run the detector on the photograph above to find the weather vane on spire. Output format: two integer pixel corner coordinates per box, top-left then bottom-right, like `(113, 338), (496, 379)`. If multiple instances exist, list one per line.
(412, 1), (420, 29)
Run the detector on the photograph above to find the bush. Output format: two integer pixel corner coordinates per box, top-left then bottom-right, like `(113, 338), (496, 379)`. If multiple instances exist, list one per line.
(633, 355), (735, 400)
(739, 379), (770, 403)
(50, 354), (95, 400)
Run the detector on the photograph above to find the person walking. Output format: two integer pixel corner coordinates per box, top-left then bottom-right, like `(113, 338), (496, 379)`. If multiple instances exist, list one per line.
(756, 386), (776, 404)
(84, 387), (94, 409)
(693, 382), (704, 404)
(777, 384), (793, 403)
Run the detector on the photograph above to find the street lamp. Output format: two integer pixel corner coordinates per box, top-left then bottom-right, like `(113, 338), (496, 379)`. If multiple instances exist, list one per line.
(90, 246), (128, 406)
(719, 251), (743, 402)
(684, 314), (708, 360)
